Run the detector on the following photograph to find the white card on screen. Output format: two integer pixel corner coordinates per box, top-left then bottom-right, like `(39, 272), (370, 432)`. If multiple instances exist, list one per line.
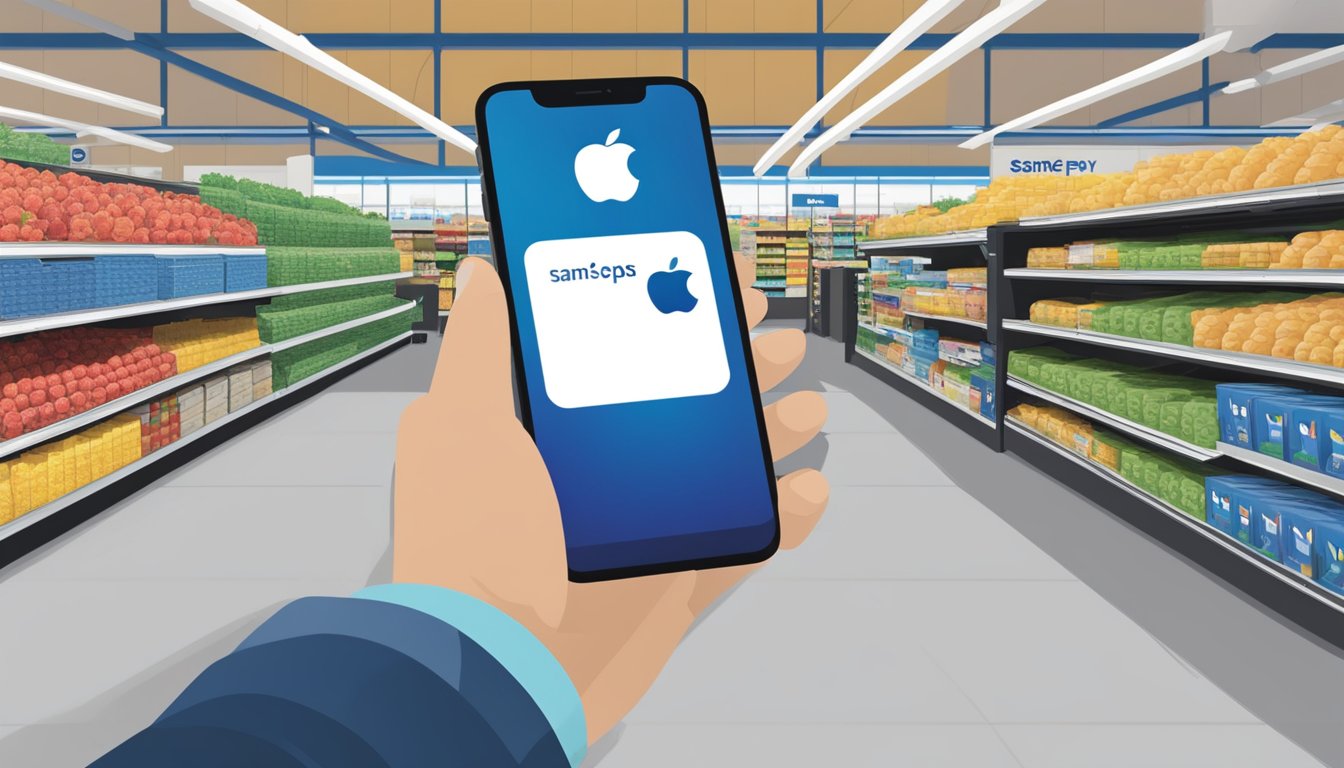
(524, 230), (730, 409)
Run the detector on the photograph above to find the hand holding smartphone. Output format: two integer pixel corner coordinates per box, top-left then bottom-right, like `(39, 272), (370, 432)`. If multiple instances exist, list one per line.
(476, 78), (781, 580)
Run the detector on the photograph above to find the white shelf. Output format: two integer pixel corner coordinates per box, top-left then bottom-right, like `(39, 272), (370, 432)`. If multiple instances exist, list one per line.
(1008, 419), (1344, 614)
(1008, 376), (1219, 461)
(0, 301), (415, 460)
(855, 348), (996, 428)
(0, 271), (412, 340)
(1005, 268), (1344, 286)
(859, 230), (988, 250)
(1018, 180), (1344, 228)
(902, 310), (988, 330)
(0, 332), (413, 544)
(0, 243), (265, 259)
(1217, 442), (1344, 499)
(1002, 320), (1344, 388)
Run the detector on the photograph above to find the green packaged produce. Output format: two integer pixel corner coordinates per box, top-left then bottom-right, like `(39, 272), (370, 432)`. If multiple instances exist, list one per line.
(1090, 429), (1130, 471)
(1140, 453), (1164, 494)
(1182, 399), (1219, 448)
(1120, 446), (1150, 485)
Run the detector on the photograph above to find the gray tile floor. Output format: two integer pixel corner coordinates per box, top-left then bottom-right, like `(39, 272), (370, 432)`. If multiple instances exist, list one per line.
(0, 325), (1335, 767)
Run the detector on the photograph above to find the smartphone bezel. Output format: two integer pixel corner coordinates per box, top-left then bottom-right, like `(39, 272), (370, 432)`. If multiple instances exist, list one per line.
(474, 76), (782, 582)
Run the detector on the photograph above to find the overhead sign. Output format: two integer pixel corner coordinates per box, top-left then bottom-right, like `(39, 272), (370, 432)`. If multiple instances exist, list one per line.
(792, 193), (839, 207)
(69, 145), (89, 166)
(990, 144), (1233, 178)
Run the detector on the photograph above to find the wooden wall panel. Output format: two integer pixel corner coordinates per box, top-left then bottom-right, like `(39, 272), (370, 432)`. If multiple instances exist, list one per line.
(0, 51), (160, 127)
(441, 50), (532, 123)
(689, 50), (757, 124)
(822, 0), (908, 33)
(1090, 49), (1202, 127)
(690, 0), (814, 32)
(15, 0), (161, 33)
(822, 50), (983, 127)
(637, 50), (685, 77)
(441, 0), (532, 31)
(1103, 0), (1205, 32)
(753, 51), (817, 124)
(713, 141), (802, 168)
(991, 50), (1104, 125)
(1012, 0), (1103, 33)
(166, 51), (304, 126)
(169, 0), (287, 32)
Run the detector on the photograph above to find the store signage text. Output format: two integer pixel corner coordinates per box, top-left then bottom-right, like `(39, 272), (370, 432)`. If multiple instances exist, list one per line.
(792, 193), (840, 207)
(1006, 158), (1099, 176)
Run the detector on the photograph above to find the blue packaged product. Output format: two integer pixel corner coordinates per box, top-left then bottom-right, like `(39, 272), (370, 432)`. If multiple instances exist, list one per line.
(1315, 515), (1344, 595)
(1289, 402), (1344, 473)
(0, 259), (41, 318)
(1204, 476), (1286, 544)
(1216, 383), (1301, 449)
(1278, 502), (1344, 579)
(1324, 412), (1344, 479)
(971, 371), (996, 419)
(979, 341), (997, 368)
(1251, 393), (1339, 461)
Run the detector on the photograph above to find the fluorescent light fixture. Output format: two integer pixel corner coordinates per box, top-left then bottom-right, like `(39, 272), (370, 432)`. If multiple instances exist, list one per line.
(0, 105), (173, 153)
(1224, 43), (1344, 95)
(787, 0), (1047, 178)
(0, 61), (163, 119)
(1263, 97), (1344, 129)
(21, 0), (133, 40)
(961, 30), (1234, 150)
(188, 0), (476, 154)
(752, 0), (969, 176)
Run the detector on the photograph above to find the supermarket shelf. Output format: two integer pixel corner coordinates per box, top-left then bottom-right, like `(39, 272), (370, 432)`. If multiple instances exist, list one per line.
(1217, 442), (1344, 500)
(0, 332), (414, 551)
(852, 348), (998, 444)
(859, 230), (988, 250)
(1007, 376), (1219, 461)
(1005, 268), (1344, 286)
(1003, 320), (1344, 390)
(902, 310), (988, 330)
(0, 271), (413, 340)
(1006, 420), (1344, 632)
(0, 244), (264, 259)
(0, 301), (415, 460)
(1018, 180), (1344, 228)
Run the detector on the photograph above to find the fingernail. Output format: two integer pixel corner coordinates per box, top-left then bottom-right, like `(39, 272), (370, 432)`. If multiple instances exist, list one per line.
(789, 470), (829, 506)
(778, 391), (825, 431)
(456, 258), (476, 295)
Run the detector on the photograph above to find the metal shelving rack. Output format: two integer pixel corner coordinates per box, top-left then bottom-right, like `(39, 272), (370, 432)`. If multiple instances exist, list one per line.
(845, 230), (1000, 450)
(993, 184), (1344, 646)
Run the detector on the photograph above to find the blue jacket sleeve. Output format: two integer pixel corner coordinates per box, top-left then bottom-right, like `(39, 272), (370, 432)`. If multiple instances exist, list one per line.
(90, 590), (585, 768)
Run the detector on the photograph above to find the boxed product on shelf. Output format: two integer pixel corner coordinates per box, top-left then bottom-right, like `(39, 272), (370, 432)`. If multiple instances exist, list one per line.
(94, 254), (158, 307)
(1250, 392), (1341, 460)
(1317, 517), (1344, 594)
(227, 365), (253, 412)
(1, 413), (140, 523)
(134, 395), (179, 456)
(152, 317), (259, 373)
(1205, 475), (1287, 547)
(1279, 502), (1344, 578)
(177, 383), (205, 438)
(203, 375), (228, 425)
(251, 360), (273, 400)
(222, 253), (268, 292)
(1216, 383), (1302, 449)
(156, 255), (225, 299)
(1287, 402), (1344, 472)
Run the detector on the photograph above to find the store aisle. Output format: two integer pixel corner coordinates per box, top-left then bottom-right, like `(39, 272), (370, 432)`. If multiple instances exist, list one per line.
(0, 329), (1334, 767)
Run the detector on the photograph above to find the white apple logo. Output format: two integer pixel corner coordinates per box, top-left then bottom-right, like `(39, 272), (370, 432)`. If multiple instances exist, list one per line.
(574, 129), (639, 203)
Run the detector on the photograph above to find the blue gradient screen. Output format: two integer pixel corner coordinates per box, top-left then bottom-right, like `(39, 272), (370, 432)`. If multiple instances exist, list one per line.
(483, 83), (777, 575)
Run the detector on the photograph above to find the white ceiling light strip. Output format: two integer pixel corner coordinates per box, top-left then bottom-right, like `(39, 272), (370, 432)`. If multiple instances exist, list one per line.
(1224, 43), (1344, 95)
(752, 0), (969, 177)
(0, 105), (172, 153)
(1263, 97), (1344, 129)
(787, 0), (1048, 179)
(960, 31), (1234, 150)
(20, 0), (134, 40)
(187, 0), (476, 153)
(0, 61), (163, 119)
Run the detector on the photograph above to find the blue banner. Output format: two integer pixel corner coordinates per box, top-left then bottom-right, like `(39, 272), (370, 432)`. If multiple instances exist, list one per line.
(791, 193), (839, 207)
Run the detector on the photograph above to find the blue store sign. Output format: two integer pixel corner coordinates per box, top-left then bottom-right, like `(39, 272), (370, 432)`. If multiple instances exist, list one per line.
(792, 193), (839, 208)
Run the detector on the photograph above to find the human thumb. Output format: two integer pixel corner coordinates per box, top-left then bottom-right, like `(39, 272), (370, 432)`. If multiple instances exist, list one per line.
(429, 257), (514, 417)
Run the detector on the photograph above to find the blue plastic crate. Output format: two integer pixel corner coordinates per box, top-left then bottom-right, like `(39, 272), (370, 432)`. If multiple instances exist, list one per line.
(0, 259), (42, 319)
(223, 253), (268, 292)
(94, 254), (158, 307)
(156, 255), (225, 299)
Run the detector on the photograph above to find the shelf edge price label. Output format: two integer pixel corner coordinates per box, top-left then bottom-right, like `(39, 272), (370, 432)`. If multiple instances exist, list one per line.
(69, 146), (89, 166)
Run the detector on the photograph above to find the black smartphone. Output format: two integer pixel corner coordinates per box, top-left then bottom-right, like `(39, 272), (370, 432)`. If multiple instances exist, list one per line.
(475, 77), (779, 581)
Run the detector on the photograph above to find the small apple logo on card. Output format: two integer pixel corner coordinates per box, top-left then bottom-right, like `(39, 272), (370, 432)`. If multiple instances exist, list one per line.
(575, 129), (639, 203)
(647, 257), (698, 314)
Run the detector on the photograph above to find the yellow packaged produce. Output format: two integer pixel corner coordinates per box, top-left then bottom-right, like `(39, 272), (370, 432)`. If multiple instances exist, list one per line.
(1027, 247), (1068, 269)
(0, 461), (12, 524)
(73, 435), (92, 487)
(31, 454), (50, 510)
(11, 458), (32, 517)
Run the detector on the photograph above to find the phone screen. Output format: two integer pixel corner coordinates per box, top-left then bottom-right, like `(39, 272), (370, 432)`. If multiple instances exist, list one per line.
(479, 80), (778, 579)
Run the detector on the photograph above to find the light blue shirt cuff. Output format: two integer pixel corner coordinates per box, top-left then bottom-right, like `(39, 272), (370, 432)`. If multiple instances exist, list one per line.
(354, 583), (586, 767)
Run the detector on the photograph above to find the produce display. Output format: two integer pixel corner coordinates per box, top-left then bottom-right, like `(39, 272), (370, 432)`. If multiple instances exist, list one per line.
(152, 317), (260, 373)
(265, 246), (400, 286)
(1009, 402), (1214, 519)
(0, 413), (141, 523)
(200, 173), (390, 248)
(1027, 290), (1344, 366)
(873, 126), (1344, 236)
(0, 124), (70, 166)
(271, 312), (410, 389)
(0, 162), (257, 245)
(0, 328), (178, 440)
(258, 294), (408, 344)
(1008, 347), (1219, 448)
(1025, 230), (1344, 271)
(134, 395), (180, 456)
